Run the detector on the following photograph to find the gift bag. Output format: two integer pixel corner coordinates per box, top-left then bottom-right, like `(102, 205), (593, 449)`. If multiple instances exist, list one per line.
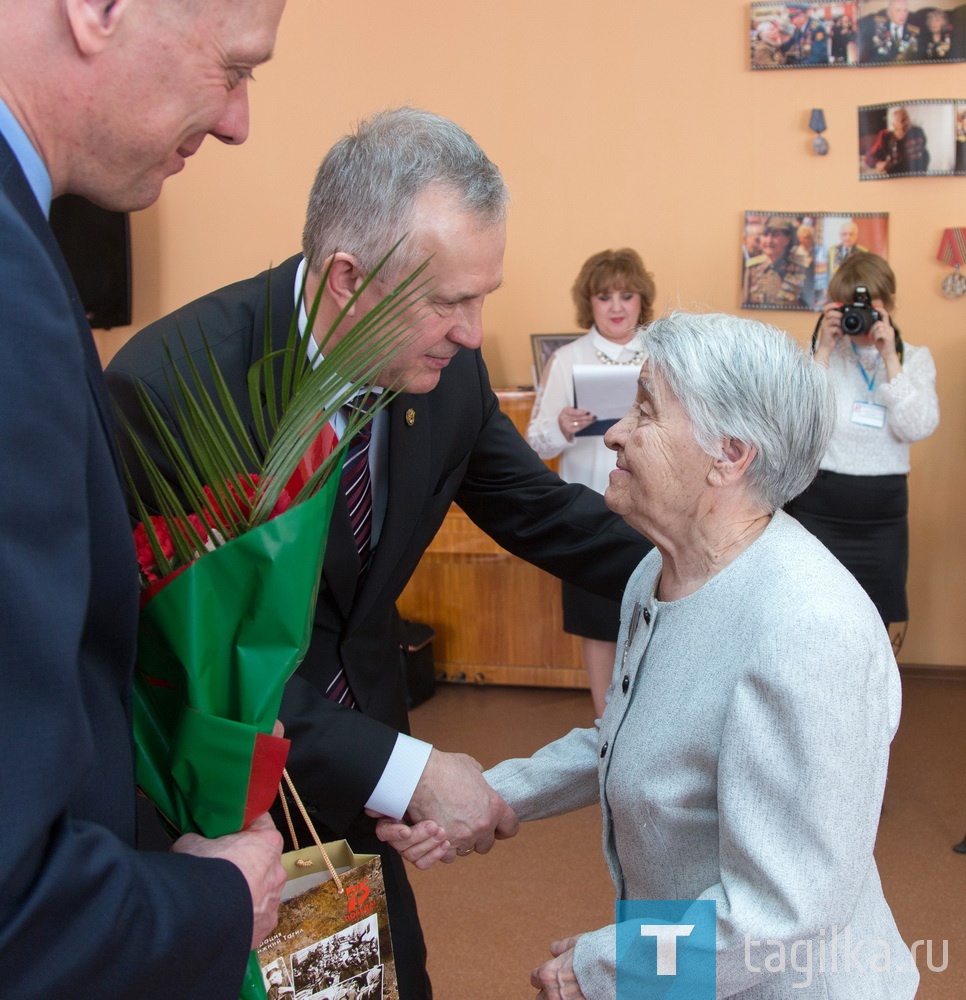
(256, 772), (398, 1000)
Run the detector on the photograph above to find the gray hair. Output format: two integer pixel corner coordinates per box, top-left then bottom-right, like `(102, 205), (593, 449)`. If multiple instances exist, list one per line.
(642, 313), (834, 511)
(301, 107), (508, 280)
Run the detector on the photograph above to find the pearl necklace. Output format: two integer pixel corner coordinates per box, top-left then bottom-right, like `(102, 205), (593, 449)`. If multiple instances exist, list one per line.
(596, 347), (646, 366)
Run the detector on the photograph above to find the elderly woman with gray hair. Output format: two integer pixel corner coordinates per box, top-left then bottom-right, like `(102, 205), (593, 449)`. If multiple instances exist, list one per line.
(379, 312), (916, 999)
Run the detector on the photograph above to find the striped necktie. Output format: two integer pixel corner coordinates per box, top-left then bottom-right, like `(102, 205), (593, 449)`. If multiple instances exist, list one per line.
(324, 397), (376, 709)
(341, 398), (375, 578)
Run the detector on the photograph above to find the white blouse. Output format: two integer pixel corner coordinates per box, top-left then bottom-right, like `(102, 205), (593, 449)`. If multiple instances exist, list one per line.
(820, 338), (939, 476)
(527, 327), (644, 494)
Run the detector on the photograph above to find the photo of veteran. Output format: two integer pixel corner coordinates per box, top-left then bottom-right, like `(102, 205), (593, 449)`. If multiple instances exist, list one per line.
(921, 8), (953, 57)
(829, 218), (870, 274)
(751, 19), (788, 66)
(780, 2), (830, 63)
(106, 107), (651, 1000)
(859, 0), (920, 61)
(863, 106), (930, 176)
(378, 312), (917, 1000)
(741, 215), (811, 309)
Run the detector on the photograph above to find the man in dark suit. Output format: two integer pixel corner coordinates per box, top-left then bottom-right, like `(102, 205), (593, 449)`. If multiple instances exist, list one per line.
(828, 220), (869, 276)
(0, 3), (288, 998)
(860, 0), (920, 62)
(106, 107), (651, 1000)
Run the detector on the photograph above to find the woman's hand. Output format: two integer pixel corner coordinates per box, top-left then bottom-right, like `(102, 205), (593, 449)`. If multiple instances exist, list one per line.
(868, 305), (899, 361)
(813, 301), (844, 364)
(868, 304), (904, 382)
(531, 936), (587, 999)
(558, 407), (595, 442)
(374, 817), (453, 869)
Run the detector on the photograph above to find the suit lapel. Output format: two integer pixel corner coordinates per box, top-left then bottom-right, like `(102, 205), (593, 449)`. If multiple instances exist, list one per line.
(241, 257), (360, 620)
(0, 137), (121, 477)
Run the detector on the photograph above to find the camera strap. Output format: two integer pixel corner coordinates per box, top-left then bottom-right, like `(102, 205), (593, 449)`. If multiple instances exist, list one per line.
(809, 314), (823, 356)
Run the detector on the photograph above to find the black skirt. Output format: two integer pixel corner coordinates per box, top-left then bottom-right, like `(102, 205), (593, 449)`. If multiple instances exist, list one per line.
(786, 470), (909, 624)
(561, 580), (622, 642)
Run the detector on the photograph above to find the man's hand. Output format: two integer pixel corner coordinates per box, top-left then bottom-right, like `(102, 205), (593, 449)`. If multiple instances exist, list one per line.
(407, 749), (519, 855)
(173, 812), (286, 949)
(532, 936), (586, 999)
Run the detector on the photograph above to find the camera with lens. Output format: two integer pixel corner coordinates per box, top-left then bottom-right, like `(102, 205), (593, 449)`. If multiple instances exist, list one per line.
(839, 286), (880, 337)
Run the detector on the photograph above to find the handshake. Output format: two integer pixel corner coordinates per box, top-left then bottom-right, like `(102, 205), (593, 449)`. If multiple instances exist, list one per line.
(372, 747), (519, 868)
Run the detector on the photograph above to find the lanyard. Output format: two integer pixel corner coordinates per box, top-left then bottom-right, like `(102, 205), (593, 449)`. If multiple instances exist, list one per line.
(851, 340), (879, 393)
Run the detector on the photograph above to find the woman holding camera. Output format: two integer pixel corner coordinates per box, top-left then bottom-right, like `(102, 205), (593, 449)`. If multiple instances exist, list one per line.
(786, 252), (939, 649)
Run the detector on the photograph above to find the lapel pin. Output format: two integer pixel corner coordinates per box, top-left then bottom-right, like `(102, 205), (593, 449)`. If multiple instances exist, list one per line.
(405, 408), (416, 427)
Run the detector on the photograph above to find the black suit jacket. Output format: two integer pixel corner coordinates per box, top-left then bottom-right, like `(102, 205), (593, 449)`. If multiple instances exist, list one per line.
(106, 255), (650, 835)
(0, 135), (252, 997)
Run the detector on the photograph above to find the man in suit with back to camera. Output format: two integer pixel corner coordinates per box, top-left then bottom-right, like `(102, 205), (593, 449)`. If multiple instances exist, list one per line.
(0, 2), (288, 999)
(106, 106), (651, 1000)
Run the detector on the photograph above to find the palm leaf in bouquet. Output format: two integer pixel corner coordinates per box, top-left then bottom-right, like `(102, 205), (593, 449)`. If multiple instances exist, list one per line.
(117, 246), (429, 839)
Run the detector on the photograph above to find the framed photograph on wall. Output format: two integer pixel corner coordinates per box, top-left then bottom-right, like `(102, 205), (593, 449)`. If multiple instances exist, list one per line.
(859, 99), (966, 178)
(750, 2), (965, 69)
(857, 0), (965, 63)
(740, 212), (889, 311)
(530, 333), (581, 384)
(750, 2), (855, 68)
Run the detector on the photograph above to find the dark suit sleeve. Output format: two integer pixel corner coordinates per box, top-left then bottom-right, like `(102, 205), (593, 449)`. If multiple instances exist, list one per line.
(0, 183), (252, 999)
(277, 350), (651, 836)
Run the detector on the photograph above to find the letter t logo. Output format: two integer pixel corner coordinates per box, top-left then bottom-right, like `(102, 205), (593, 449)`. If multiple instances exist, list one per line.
(640, 924), (695, 975)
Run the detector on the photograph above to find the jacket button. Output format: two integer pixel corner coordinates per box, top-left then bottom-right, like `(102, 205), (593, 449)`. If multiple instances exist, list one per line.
(642, 607), (651, 624)
(600, 741), (608, 758)
(621, 675), (630, 694)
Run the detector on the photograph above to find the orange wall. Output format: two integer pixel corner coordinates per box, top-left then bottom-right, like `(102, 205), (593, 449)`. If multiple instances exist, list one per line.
(97, 0), (966, 667)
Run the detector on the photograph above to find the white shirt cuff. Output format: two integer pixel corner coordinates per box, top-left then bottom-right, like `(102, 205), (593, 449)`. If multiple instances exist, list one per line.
(364, 734), (433, 820)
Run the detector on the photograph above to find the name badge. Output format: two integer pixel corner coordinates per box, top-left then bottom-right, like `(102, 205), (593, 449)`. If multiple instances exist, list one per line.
(851, 401), (887, 428)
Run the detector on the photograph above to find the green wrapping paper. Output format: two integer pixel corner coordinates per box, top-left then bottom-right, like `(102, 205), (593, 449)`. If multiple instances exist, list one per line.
(132, 469), (342, 1000)
(120, 252), (429, 1000)
(133, 474), (340, 837)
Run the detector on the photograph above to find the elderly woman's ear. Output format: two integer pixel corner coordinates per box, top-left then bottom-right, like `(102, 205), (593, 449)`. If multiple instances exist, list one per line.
(709, 438), (758, 486)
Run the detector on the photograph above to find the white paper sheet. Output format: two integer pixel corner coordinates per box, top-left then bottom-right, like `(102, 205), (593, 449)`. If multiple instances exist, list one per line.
(572, 364), (640, 420)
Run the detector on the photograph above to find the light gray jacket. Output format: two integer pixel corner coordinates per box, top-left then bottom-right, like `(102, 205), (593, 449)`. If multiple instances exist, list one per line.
(487, 512), (918, 999)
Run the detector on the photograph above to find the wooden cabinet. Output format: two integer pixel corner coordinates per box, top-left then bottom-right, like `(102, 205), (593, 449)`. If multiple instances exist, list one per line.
(396, 390), (587, 689)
